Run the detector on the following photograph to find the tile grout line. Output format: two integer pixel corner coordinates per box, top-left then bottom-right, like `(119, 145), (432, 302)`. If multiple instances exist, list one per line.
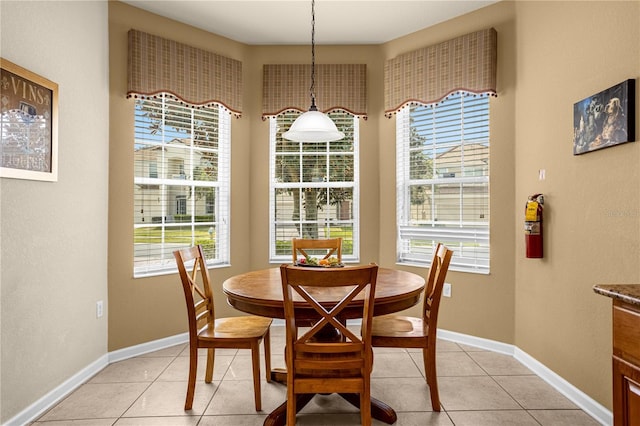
(117, 348), (182, 424)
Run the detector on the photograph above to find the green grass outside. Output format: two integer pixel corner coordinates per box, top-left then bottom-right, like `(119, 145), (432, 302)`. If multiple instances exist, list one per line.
(275, 227), (354, 256)
(136, 226), (354, 257)
(134, 227), (214, 243)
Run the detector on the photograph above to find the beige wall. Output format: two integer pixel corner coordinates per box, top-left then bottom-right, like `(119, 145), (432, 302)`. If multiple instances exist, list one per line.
(513, 0), (640, 408)
(0, 1), (109, 422)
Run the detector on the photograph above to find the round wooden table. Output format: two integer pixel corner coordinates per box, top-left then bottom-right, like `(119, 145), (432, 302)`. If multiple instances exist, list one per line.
(223, 266), (425, 426)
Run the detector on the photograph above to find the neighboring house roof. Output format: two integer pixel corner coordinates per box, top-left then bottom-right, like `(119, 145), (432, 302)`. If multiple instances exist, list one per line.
(435, 142), (488, 160)
(134, 137), (188, 151)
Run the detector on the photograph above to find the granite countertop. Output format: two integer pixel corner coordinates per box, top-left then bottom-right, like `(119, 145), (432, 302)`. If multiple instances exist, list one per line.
(593, 284), (640, 306)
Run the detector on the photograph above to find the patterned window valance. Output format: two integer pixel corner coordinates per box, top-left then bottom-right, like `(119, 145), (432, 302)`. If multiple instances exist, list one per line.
(127, 29), (242, 117)
(262, 64), (367, 119)
(384, 28), (497, 117)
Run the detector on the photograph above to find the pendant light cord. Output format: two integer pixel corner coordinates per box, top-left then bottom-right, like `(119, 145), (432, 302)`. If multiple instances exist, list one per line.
(282, 0), (345, 142)
(309, 0), (317, 111)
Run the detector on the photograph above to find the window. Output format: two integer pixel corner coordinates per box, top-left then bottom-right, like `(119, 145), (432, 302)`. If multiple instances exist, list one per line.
(269, 111), (359, 262)
(133, 94), (230, 277)
(397, 93), (489, 273)
(149, 162), (158, 178)
(205, 193), (214, 215)
(176, 195), (187, 215)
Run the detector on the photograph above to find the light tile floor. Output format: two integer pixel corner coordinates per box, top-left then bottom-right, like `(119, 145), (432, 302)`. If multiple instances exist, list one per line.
(33, 326), (601, 425)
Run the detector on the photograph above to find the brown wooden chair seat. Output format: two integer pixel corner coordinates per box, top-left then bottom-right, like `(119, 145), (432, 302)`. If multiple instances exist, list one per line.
(174, 245), (272, 411)
(371, 244), (452, 411)
(280, 263), (378, 425)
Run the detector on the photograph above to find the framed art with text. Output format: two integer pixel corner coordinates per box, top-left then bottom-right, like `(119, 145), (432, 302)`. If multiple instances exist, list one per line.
(573, 79), (636, 155)
(1, 58), (58, 181)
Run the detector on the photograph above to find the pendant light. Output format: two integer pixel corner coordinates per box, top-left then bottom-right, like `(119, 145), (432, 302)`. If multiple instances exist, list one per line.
(282, 0), (345, 142)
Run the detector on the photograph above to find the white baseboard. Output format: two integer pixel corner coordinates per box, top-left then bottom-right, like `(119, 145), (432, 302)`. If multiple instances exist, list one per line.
(437, 328), (515, 356)
(108, 332), (188, 363)
(6, 326), (612, 426)
(5, 354), (109, 426)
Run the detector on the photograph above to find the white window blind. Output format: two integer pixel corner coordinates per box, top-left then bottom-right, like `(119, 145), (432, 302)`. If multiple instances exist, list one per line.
(133, 94), (230, 277)
(397, 93), (490, 273)
(269, 111), (359, 263)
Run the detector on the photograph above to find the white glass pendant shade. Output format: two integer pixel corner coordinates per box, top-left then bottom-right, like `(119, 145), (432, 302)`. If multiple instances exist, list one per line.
(283, 110), (345, 142)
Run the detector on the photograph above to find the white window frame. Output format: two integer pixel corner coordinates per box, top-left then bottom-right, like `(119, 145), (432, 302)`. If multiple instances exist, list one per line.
(396, 94), (490, 274)
(268, 112), (360, 263)
(133, 95), (230, 277)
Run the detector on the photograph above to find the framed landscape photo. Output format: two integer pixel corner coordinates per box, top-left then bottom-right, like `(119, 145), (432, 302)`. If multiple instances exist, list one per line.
(573, 79), (636, 155)
(1, 58), (58, 181)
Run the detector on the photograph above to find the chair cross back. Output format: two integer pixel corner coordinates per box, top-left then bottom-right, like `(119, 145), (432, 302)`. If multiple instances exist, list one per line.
(292, 237), (342, 263)
(289, 273), (367, 348)
(422, 243), (451, 323)
(176, 246), (215, 332)
(185, 261), (207, 301)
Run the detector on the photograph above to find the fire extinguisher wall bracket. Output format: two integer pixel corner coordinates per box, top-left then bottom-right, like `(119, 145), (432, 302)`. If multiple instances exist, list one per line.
(525, 194), (543, 258)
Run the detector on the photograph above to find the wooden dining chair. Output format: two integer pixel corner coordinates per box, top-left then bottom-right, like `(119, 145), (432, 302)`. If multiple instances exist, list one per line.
(280, 263), (379, 426)
(292, 237), (342, 263)
(174, 245), (272, 411)
(371, 243), (453, 411)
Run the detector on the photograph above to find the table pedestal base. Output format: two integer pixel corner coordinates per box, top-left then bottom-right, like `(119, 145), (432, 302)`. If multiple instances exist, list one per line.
(339, 393), (398, 424)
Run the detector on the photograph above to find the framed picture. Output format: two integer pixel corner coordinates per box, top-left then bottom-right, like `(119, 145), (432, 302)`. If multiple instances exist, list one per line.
(573, 79), (636, 155)
(1, 58), (58, 181)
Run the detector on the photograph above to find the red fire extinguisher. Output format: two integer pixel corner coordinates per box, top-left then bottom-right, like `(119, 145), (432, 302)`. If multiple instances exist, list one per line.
(525, 194), (544, 258)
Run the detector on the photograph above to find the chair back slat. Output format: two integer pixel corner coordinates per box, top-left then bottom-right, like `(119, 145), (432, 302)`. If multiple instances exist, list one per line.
(296, 358), (364, 370)
(195, 307), (211, 330)
(296, 341), (365, 352)
(292, 238), (342, 263)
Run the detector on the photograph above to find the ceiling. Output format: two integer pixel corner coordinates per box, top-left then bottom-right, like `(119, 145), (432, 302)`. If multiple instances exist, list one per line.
(121, 0), (498, 45)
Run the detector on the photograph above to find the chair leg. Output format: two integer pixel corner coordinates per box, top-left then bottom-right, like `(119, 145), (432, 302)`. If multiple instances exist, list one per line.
(423, 347), (441, 411)
(286, 384), (296, 426)
(361, 379), (372, 426)
(205, 348), (214, 383)
(264, 328), (272, 383)
(251, 340), (262, 411)
(185, 343), (198, 410)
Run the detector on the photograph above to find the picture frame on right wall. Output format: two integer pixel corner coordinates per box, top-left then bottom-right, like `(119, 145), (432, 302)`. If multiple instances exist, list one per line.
(573, 79), (636, 155)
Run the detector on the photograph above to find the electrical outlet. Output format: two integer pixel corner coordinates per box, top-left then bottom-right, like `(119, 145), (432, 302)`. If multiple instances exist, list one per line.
(96, 300), (104, 318)
(443, 283), (452, 298)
